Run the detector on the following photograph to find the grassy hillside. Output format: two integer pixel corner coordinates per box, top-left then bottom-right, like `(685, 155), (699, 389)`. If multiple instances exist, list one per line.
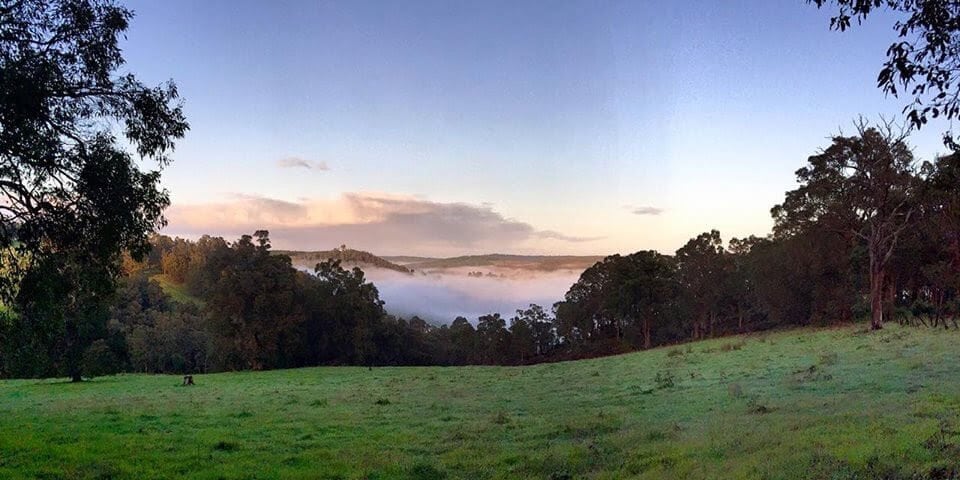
(149, 274), (204, 307)
(2, 324), (960, 479)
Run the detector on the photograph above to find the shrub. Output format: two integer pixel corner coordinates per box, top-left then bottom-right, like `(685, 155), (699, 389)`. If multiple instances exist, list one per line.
(408, 463), (447, 480)
(747, 397), (773, 414)
(720, 340), (746, 352)
(728, 383), (744, 398)
(213, 440), (239, 452)
(654, 370), (675, 390)
(818, 352), (838, 366)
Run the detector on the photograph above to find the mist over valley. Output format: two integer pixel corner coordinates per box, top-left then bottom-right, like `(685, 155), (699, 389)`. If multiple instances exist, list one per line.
(289, 250), (599, 323)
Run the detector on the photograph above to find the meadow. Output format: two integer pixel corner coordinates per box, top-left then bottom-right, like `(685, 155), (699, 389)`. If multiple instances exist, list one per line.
(2, 324), (960, 479)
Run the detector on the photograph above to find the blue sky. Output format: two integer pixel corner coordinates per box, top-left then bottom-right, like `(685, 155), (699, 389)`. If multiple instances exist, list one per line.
(122, 0), (951, 256)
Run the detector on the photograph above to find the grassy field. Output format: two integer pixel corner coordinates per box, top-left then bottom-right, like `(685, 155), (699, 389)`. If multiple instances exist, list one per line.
(2, 324), (960, 479)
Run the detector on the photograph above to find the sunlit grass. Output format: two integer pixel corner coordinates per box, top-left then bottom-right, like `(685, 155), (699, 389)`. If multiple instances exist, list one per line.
(2, 324), (959, 479)
(149, 274), (204, 307)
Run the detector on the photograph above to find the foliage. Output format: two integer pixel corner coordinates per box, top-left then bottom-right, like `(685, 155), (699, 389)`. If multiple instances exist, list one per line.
(0, 0), (187, 381)
(773, 121), (920, 329)
(810, 1), (960, 132)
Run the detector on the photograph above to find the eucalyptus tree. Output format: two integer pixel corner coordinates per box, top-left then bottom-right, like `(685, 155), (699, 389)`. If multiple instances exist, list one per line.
(773, 122), (921, 329)
(0, 0), (187, 380)
(810, 1), (960, 136)
(675, 230), (730, 339)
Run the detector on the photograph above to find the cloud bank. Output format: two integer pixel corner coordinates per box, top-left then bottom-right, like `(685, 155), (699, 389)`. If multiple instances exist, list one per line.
(166, 193), (601, 256)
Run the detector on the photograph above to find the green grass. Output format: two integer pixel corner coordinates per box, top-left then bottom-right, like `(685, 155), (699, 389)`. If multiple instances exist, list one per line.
(149, 274), (204, 307)
(2, 324), (960, 479)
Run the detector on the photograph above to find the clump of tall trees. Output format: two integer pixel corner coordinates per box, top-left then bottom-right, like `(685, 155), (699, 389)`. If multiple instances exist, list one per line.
(552, 122), (960, 355)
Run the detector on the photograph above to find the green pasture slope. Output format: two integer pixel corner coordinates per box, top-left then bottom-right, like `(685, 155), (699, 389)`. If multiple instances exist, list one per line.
(149, 274), (204, 307)
(2, 324), (960, 479)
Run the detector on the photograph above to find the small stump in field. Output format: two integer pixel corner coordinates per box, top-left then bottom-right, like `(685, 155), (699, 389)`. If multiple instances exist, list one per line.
(183, 375), (195, 386)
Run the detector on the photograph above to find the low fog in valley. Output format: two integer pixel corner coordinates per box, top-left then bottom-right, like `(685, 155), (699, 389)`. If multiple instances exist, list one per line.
(295, 263), (580, 323)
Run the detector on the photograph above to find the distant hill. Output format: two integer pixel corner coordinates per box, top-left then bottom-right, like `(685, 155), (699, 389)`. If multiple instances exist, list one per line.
(381, 256), (438, 265)
(399, 254), (604, 271)
(277, 248), (413, 274)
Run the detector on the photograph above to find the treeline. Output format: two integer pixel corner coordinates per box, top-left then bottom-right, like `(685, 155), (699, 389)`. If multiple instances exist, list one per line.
(4, 125), (960, 377)
(120, 232), (566, 370)
(552, 125), (960, 355)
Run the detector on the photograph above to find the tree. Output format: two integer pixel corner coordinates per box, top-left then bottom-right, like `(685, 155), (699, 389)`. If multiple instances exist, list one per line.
(773, 122), (920, 329)
(809, 1), (960, 133)
(513, 304), (555, 357)
(675, 230), (730, 339)
(0, 0), (187, 380)
(508, 314), (535, 364)
(476, 313), (509, 364)
(207, 233), (303, 370)
(447, 316), (477, 364)
(555, 251), (677, 352)
(308, 258), (386, 366)
(728, 236), (763, 331)
(912, 153), (960, 326)
(607, 251), (677, 349)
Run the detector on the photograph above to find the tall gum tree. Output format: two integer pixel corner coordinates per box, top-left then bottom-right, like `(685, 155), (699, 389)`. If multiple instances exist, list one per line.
(0, 0), (188, 380)
(773, 121), (921, 329)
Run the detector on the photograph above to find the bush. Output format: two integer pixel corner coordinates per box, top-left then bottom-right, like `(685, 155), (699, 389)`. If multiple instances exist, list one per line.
(728, 383), (744, 398)
(720, 340), (746, 352)
(655, 370), (675, 390)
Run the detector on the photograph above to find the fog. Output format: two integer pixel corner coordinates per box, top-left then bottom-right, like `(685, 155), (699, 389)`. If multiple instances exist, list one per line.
(297, 264), (581, 324)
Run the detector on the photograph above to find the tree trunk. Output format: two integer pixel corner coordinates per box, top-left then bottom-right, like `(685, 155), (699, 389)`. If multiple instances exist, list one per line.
(643, 317), (651, 350)
(884, 274), (896, 324)
(869, 251), (884, 330)
(936, 290), (945, 329)
(693, 312), (703, 340)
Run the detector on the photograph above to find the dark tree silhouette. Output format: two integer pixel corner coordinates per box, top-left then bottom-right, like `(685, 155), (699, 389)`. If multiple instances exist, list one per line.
(774, 121), (920, 329)
(0, 0), (187, 380)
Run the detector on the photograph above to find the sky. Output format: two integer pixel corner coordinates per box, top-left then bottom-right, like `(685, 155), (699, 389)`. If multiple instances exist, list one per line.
(121, 0), (953, 257)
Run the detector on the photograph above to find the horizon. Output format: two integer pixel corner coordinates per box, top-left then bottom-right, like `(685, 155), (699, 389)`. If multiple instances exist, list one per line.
(120, 0), (951, 257)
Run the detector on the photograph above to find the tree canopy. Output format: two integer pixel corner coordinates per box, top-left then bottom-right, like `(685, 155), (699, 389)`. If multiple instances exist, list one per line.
(810, 1), (960, 134)
(0, 0), (188, 380)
